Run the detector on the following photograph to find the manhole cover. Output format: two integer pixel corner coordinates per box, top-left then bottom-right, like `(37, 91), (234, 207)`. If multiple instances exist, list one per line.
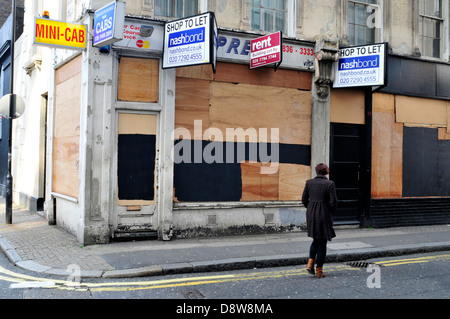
(180, 289), (205, 299)
(346, 261), (380, 268)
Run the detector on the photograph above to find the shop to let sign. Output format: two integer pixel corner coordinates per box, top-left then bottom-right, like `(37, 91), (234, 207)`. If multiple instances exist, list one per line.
(163, 12), (217, 72)
(250, 31), (282, 69)
(34, 18), (86, 50)
(333, 43), (387, 88)
(93, 1), (125, 47)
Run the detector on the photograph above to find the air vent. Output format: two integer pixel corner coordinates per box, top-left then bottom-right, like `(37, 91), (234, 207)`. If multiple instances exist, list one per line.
(265, 213), (274, 225)
(207, 214), (217, 226)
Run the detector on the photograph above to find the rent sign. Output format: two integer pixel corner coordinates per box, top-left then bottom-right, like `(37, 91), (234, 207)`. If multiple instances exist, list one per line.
(34, 18), (86, 50)
(250, 31), (282, 69)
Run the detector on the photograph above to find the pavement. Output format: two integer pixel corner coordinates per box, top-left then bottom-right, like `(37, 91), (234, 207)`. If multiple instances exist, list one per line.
(1, 198), (450, 279)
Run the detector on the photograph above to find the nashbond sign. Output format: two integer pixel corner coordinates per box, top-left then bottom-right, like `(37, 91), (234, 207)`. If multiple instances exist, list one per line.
(250, 31), (282, 69)
(34, 18), (86, 50)
(163, 12), (217, 72)
(333, 43), (387, 88)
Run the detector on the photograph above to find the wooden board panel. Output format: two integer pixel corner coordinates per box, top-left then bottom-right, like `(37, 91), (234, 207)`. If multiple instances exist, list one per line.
(396, 95), (447, 126)
(240, 162), (262, 201)
(53, 57), (82, 199)
(55, 55), (82, 85)
(210, 82), (311, 145)
(117, 113), (157, 207)
(176, 64), (214, 81)
(118, 113), (157, 135)
(278, 164), (311, 201)
(175, 77), (211, 140)
(214, 62), (312, 91)
(52, 136), (80, 198)
(118, 58), (159, 103)
(373, 93), (395, 113)
(330, 89), (365, 124)
(371, 112), (403, 199)
(54, 73), (81, 138)
(438, 128), (450, 140)
(240, 162), (278, 201)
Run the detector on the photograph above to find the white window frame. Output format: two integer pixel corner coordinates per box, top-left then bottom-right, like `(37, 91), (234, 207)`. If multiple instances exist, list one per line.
(153, 0), (199, 18)
(418, 0), (449, 61)
(346, 0), (384, 46)
(249, 0), (296, 37)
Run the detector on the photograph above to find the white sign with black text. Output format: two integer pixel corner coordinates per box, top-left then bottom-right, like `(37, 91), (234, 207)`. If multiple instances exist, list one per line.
(333, 43), (387, 88)
(163, 12), (217, 71)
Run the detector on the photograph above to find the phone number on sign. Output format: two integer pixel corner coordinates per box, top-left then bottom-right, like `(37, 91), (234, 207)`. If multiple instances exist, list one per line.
(282, 45), (314, 56)
(339, 76), (378, 85)
(168, 53), (204, 64)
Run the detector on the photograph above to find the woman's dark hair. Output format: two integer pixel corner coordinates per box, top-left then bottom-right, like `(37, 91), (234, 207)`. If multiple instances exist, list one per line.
(315, 163), (329, 176)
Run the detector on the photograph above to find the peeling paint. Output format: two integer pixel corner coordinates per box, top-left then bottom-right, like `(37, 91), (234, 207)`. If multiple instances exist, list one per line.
(95, 135), (103, 145)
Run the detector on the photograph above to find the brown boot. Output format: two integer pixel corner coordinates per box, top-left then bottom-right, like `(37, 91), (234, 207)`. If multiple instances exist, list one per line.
(316, 267), (327, 278)
(306, 259), (315, 274)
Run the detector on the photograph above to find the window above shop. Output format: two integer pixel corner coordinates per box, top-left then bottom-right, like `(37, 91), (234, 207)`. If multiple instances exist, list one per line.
(347, 0), (378, 46)
(154, 0), (199, 18)
(250, 0), (287, 34)
(419, 0), (444, 59)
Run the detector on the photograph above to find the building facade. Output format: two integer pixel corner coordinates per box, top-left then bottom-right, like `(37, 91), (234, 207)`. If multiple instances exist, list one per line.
(0, 2), (24, 198)
(4, 0), (450, 244)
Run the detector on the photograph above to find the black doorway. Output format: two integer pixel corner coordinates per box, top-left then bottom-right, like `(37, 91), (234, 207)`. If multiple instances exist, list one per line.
(329, 123), (365, 224)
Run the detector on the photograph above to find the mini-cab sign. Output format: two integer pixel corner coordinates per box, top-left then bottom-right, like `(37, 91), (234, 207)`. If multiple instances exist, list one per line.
(34, 18), (86, 50)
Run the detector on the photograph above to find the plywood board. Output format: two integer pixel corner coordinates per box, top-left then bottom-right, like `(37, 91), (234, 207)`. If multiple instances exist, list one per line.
(117, 113), (157, 207)
(54, 73), (81, 138)
(396, 95), (447, 126)
(52, 136), (80, 198)
(118, 58), (159, 103)
(53, 57), (82, 199)
(55, 55), (82, 85)
(210, 82), (311, 145)
(278, 164), (311, 201)
(330, 89), (365, 124)
(438, 128), (450, 140)
(175, 77), (211, 140)
(214, 62), (312, 91)
(240, 162), (279, 201)
(118, 113), (157, 135)
(373, 93), (395, 113)
(240, 162), (262, 201)
(371, 112), (403, 199)
(176, 64), (214, 81)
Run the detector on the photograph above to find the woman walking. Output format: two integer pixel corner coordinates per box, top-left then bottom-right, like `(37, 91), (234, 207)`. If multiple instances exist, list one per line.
(301, 163), (338, 278)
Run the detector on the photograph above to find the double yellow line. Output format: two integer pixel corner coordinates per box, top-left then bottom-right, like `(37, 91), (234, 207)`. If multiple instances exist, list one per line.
(1, 253), (450, 292)
(374, 253), (450, 267)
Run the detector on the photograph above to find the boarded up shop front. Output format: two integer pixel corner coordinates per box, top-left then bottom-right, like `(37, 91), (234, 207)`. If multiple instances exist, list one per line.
(171, 32), (315, 236)
(370, 57), (450, 227)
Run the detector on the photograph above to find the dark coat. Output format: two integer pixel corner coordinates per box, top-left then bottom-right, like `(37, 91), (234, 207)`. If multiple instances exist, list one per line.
(301, 175), (338, 241)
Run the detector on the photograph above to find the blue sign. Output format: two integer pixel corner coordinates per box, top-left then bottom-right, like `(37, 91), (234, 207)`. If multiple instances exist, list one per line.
(338, 55), (380, 71)
(334, 43), (387, 88)
(168, 27), (205, 48)
(163, 12), (216, 71)
(93, 1), (125, 47)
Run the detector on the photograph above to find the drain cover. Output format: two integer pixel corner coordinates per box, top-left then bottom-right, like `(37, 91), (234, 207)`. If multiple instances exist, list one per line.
(346, 261), (379, 268)
(180, 289), (205, 299)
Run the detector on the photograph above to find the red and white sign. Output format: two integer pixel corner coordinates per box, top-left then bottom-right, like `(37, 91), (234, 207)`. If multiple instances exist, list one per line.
(250, 31), (282, 69)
